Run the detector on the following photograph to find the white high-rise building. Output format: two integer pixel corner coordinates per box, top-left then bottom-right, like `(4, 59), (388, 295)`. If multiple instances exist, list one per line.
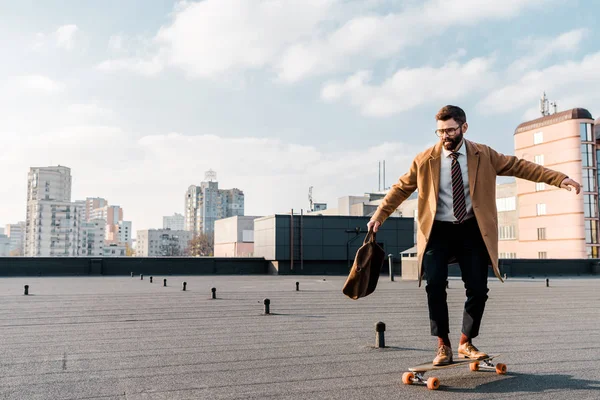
(5, 222), (25, 256)
(184, 170), (244, 235)
(117, 220), (132, 245)
(25, 166), (78, 257)
(27, 166), (72, 202)
(136, 229), (193, 257)
(79, 219), (106, 257)
(163, 213), (185, 231)
(25, 200), (85, 257)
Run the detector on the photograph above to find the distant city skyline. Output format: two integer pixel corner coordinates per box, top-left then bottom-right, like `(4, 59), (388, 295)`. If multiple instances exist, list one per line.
(1, 1), (599, 231)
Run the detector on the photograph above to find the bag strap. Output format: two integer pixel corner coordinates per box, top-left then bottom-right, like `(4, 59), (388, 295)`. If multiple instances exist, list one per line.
(364, 227), (376, 245)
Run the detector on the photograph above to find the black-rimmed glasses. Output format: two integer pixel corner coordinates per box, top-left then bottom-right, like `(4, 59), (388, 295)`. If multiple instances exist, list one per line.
(435, 126), (462, 137)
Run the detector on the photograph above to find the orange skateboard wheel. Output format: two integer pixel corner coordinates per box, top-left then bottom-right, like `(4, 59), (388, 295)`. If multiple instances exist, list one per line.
(470, 361), (480, 371)
(427, 377), (440, 390)
(402, 372), (414, 385)
(496, 363), (507, 375)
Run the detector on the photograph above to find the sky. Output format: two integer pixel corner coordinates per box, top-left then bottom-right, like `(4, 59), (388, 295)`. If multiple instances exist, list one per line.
(1, 0), (599, 233)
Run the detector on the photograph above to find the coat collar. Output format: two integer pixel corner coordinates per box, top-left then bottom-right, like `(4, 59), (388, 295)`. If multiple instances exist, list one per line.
(428, 138), (481, 197)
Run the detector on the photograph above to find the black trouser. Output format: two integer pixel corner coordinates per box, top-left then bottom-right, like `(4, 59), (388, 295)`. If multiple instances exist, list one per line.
(423, 217), (490, 339)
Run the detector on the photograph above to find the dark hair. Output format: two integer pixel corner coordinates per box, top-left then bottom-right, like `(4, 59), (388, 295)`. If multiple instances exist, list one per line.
(436, 105), (466, 125)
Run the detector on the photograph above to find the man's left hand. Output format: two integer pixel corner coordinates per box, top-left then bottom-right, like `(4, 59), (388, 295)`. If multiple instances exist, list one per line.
(560, 178), (581, 194)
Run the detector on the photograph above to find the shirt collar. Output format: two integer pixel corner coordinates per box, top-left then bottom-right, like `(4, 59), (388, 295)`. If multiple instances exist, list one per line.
(442, 139), (465, 158)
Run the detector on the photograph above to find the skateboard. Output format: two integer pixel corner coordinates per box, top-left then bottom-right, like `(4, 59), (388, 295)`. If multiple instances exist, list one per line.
(402, 354), (506, 390)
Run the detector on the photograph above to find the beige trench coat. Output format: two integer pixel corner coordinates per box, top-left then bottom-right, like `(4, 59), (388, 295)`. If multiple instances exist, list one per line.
(371, 139), (568, 287)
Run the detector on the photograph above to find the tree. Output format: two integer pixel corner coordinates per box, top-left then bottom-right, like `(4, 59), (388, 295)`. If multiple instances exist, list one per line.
(9, 248), (23, 257)
(186, 233), (214, 256)
(125, 243), (135, 257)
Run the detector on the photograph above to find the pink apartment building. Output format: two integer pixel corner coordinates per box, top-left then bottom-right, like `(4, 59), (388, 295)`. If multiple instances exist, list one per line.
(508, 108), (598, 259)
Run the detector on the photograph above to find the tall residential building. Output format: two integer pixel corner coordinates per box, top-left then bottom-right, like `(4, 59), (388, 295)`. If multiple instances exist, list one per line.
(25, 166), (75, 256)
(184, 171), (245, 235)
(85, 197), (107, 221)
(163, 213), (185, 231)
(117, 220), (132, 245)
(27, 166), (72, 202)
(135, 229), (193, 257)
(5, 222), (25, 255)
(25, 200), (86, 257)
(514, 107), (597, 258)
(79, 219), (106, 257)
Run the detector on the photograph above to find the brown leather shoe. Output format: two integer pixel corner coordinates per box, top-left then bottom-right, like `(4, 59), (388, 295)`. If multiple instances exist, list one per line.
(433, 345), (453, 366)
(458, 342), (488, 360)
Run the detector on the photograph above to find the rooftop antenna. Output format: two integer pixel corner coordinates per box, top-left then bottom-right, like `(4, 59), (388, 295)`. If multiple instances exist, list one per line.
(539, 92), (549, 116)
(204, 169), (217, 182)
(378, 161), (381, 191)
(383, 160), (386, 191)
(308, 186), (314, 212)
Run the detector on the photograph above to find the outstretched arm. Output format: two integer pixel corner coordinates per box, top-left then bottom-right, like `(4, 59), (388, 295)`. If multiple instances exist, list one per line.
(370, 157), (418, 228)
(489, 146), (569, 187)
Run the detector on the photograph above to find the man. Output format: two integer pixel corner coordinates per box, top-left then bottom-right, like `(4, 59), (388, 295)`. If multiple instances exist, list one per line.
(367, 105), (581, 366)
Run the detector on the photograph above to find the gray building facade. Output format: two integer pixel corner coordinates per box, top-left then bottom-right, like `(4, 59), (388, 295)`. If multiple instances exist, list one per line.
(254, 214), (414, 274)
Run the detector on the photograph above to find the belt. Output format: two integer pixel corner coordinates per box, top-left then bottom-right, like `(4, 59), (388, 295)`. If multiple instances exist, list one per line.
(435, 216), (475, 225)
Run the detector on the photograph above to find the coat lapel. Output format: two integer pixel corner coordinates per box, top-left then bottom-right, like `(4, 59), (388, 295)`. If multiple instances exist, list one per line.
(466, 139), (480, 196)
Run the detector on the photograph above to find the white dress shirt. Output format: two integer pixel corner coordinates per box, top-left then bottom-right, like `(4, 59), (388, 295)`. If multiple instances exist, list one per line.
(434, 140), (474, 222)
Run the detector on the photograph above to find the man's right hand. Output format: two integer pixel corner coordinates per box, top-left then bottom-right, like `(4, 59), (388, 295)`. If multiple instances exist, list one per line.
(367, 220), (381, 232)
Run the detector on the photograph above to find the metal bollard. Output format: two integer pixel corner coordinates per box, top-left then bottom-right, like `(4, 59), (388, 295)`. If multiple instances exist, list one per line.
(182, 282), (187, 291)
(388, 254), (394, 282)
(264, 298), (270, 314)
(375, 321), (386, 348)
(163, 279), (167, 287)
(131, 272), (134, 278)
(150, 276), (153, 283)
(546, 278), (549, 287)
(24, 285), (29, 296)
(140, 274), (144, 280)
(296, 282), (299, 291)
(211, 287), (216, 299)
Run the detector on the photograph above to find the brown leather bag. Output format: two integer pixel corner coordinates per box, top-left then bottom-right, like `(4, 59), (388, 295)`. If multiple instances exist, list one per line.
(342, 229), (386, 299)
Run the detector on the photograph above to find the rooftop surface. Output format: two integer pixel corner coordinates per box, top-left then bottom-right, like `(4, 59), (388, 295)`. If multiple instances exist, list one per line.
(1, 275), (599, 399)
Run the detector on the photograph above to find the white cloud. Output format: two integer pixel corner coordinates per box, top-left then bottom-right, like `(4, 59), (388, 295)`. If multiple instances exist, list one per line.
(97, 57), (164, 76)
(509, 28), (588, 72)
(108, 35), (124, 52)
(479, 51), (600, 116)
(322, 56), (497, 117)
(0, 126), (421, 231)
(15, 75), (64, 93)
(55, 24), (79, 50)
(98, 0), (552, 82)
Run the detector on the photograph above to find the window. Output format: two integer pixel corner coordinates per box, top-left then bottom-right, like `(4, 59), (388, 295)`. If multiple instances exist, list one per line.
(536, 204), (546, 215)
(581, 144), (594, 167)
(584, 194), (597, 218)
(580, 123), (593, 142)
(534, 155), (544, 165)
(534, 131), (543, 145)
(586, 246), (599, 259)
(585, 220), (598, 244)
(537, 227), (546, 240)
(582, 169), (596, 193)
(538, 252), (547, 259)
(499, 252), (517, 259)
(535, 182), (545, 191)
(496, 197), (516, 212)
(498, 225), (516, 240)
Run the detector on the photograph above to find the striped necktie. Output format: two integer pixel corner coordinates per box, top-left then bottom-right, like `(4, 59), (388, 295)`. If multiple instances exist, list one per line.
(450, 152), (467, 223)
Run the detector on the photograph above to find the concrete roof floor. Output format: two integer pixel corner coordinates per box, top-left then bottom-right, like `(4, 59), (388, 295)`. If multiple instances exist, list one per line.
(0, 275), (599, 399)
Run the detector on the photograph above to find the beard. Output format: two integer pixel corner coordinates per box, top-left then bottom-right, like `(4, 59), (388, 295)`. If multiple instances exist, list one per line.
(443, 131), (463, 151)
